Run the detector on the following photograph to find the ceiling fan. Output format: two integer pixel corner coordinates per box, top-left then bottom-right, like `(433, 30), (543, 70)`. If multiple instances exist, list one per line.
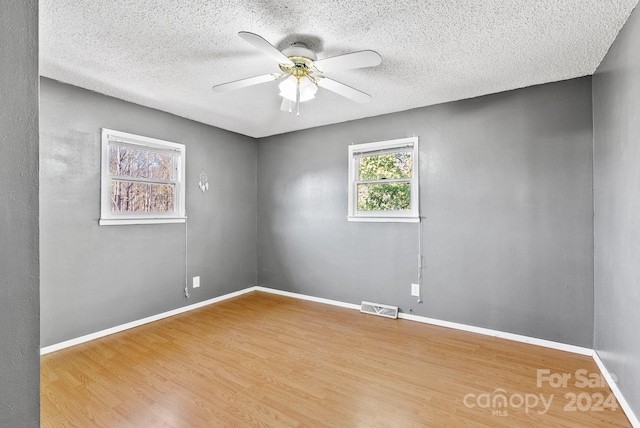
(212, 32), (382, 116)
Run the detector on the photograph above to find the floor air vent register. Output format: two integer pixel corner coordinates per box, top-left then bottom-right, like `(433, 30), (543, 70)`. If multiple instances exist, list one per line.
(360, 301), (399, 319)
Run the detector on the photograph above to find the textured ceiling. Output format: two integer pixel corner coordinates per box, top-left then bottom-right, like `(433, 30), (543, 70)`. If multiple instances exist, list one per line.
(40, 0), (638, 138)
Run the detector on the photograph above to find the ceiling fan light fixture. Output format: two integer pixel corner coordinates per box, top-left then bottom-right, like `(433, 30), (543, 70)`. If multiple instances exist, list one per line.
(278, 76), (317, 102)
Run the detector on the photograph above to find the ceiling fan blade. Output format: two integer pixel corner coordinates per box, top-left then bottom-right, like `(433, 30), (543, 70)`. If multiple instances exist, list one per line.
(212, 73), (280, 92)
(238, 31), (294, 66)
(314, 50), (382, 73)
(316, 77), (372, 103)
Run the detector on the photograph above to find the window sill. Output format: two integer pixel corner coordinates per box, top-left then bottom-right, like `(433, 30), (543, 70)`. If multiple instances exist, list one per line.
(347, 216), (420, 223)
(99, 217), (186, 226)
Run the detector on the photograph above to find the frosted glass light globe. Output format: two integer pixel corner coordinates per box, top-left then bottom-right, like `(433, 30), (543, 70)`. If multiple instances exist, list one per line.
(279, 76), (317, 102)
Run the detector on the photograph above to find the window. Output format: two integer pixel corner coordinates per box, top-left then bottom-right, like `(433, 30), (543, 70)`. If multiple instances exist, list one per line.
(100, 128), (186, 225)
(348, 137), (419, 222)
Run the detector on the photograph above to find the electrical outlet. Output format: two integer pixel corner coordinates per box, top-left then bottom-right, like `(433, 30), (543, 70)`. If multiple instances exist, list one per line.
(193, 276), (200, 288)
(411, 283), (420, 297)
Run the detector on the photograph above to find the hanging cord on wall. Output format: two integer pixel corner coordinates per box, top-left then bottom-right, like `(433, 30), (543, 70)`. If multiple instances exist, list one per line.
(416, 215), (423, 304)
(416, 136), (423, 303)
(184, 216), (190, 299)
(418, 218), (423, 282)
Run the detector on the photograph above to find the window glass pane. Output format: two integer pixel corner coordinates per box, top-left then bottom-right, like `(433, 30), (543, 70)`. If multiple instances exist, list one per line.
(148, 151), (175, 181)
(111, 181), (175, 213)
(357, 182), (411, 211)
(358, 151), (412, 181)
(109, 145), (175, 181)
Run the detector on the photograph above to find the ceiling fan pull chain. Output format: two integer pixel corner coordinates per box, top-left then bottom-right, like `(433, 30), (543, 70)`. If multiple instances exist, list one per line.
(296, 80), (301, 117)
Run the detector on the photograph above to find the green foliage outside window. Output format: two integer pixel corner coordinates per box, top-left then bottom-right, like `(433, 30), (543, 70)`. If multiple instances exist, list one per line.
(357, 151), (412, 211)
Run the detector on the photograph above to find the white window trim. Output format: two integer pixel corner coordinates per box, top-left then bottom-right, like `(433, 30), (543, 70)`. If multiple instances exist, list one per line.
(100, 128), (186, 226)
(348, 137), (420, 223)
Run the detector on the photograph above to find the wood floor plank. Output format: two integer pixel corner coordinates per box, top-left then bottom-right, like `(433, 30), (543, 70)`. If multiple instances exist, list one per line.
(41, 291), (632, 427)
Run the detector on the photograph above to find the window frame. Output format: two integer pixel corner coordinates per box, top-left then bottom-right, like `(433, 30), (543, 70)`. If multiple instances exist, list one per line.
(348, 136), (419, 223)
(99, 128), (186, 226)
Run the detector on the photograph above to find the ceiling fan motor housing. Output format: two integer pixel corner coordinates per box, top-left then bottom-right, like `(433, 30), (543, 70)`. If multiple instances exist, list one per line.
(279, 43), (318, 79)
(281, 43), (317, 61)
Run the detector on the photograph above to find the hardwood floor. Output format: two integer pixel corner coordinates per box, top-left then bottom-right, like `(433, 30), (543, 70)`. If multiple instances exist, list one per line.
(41, 291), (632, 427)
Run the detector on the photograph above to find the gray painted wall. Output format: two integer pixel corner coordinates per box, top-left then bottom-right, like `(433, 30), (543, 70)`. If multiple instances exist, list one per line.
(593, 4), (640, 419)
(0, 0), (40, 426)
(258, 78), (594, 347)
(40, 78), (257, 347)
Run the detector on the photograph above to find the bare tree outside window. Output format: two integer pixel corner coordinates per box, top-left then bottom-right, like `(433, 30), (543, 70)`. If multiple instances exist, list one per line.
(108, 145), (177, 213)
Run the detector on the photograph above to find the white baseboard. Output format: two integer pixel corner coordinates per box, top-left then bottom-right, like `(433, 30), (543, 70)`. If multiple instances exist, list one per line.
(255, 287), (592, 355)
(253, 286), (361, 310)
(593, 351), (640, 428)
(40, 285), (638, 427)
(40, 287), (256, 355)
(40, 286), (590, 357)
(398, 312), (593, 355)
